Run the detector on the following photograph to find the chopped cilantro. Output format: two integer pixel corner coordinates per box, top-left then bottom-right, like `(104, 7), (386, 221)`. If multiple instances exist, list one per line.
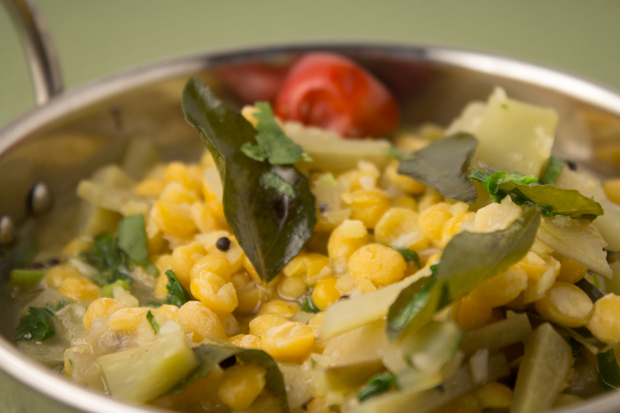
(382, 244), (420, 267)
(165, 270), (190, 308)
(146, 310), (160, 333)
(81, 232), (134, 287)
(470, 170), (538, 203)
(357, 373), (398, 402)
(44, 300), (69, 314)
(16, 307), (56, 343)
(117, 215), (159, 276)
(301, 296), (321, 314)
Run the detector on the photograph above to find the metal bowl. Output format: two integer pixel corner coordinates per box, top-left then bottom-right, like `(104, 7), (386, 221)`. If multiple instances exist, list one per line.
(2, 1), (620, 412)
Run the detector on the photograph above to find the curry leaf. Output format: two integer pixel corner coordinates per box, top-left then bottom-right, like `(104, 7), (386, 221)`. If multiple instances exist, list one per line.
(261, 170), (297, 198)
(16, 307), (55, 343)
(598, 349), (620, 390)
(471, 169), (603, 220)
(117, 214), (159, 276)
(182, 78), (317, 282)
(382, 244), (420, 267)
(357, 372), (398, 402)
(387, 208), (540, 340)
(539, 156), (566, 185)
(397, 133), (478, 203)
(164, 270), (190, 308)
(171, 341), (290, 412)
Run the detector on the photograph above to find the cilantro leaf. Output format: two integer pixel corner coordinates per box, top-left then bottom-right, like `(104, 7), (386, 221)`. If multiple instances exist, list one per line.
(357, 373), (398, 402)
(44, 300), (69, 314)
(381, 244), (420, 267)
(117, 214), (159, 276)
(81, 232), (134, 287)
(301, 296), (321, 313)
(242, 102), (311, 165)
(397, 133), (479, 203)
(471, 169), (603, 220)
(165, 270), (190, 308)
(146, 310), (160, 333)
(539, 156), (566, 185)
(16, 307), (56, 343)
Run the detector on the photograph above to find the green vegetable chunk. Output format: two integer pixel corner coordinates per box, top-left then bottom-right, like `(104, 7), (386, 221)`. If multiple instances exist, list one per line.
(357, 373), (398, 402)
(171, 340), (290, 413)
(240, 102), (311, 165)
(16, 307), (55, 343)
(471, 169), (603, 220)
(387, 208), (540, 340)
(539, 155), (566, 185)
(97, 331), (198, 404)
(182, 78), (317, 282)
(164, 270), (190, 308)
(397, 133), (478, 203)
(10, 269), (46, 287)
(117, 214), (159, 276)
(511, 323), (572, 413)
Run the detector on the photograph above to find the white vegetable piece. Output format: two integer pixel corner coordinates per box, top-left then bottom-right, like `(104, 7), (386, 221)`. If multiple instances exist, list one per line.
(319, 266), (432, 340)
(77, 180), (152, 216)
(555, 166), (620, 252)
(447, 88), (558, 177)
(461, 311), (532, 355)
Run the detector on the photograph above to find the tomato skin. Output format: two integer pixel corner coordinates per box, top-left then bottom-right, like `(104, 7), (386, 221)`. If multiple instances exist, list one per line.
(274, 53), (399, 138)
(218, 62), (289, 104)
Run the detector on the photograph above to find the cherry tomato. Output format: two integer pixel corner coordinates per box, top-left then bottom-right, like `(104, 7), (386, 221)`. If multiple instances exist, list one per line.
(218, 62), (289, 104)
(274, 53), (399, 138)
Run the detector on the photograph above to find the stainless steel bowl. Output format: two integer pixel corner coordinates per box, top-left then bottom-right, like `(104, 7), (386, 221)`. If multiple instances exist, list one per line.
(2, 1), (620, 412)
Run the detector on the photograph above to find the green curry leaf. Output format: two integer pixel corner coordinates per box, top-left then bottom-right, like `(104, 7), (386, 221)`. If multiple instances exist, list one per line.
(171, 340), (290, 412)
(387, 208), (540, 340)
(539, 156), (566, 185)
(357, 372), (399, 402)
(397, 133), (478, 203)
(182, 78), (317, 282)
(471, 169), (603, 220)
(117, 214), (159, 276)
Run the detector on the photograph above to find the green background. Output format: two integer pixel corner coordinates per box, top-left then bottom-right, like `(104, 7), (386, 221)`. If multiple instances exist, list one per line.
(1, 1), (620, 128)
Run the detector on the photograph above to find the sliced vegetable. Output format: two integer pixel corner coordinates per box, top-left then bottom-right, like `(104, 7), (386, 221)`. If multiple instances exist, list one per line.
(164, 270), (190, 308)
(120, 137), (161, 181)
(461, 311), (532, 355)
(240, 102), (311, 164)
(387, 208), (540, 340)
(597, 349), (620, 390)
(397, 133), (478, 203)
(171, 340), (289, 413)
(182, 78), (317, 282)
(117, 214), (159, 276)
(314, 359), (385, 394)
(97, 331), (198, 404)
(10, 269), (46, 287)
(539, 155), (566, 185)
(15, 307), (55, 343)
(357, 373), (398, 402)
(76, 180), (151, 216)
(400, 321), (465, 374)
(511, 323), (572, 413)
(471, 169), (603, 220)
(275, 52), (399, 138)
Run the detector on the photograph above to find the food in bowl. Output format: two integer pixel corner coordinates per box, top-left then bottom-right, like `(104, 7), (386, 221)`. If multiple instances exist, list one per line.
(7, 52), (620, 413)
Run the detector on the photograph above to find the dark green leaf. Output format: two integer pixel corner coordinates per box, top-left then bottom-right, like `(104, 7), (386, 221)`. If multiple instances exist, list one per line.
(526, 312), (611, 355)
(261, 171), (297, 198)
(302, 296), (321, 314)
(397, 133), (478, 203)
(171, 341), (290, 412)
(146, 310), (160, 333)
(569, 338), (583, 358)
(598, 349), (620, 390)
(575, 277), (605, 303)
(539, 156), (566, 185)
(10, 269), (46, 287)
(384, 146), (404, 161)
(388, 208), (540, 340)
(471, 169), (603, 220)
(165, 270), (190, 308)
(81, 232), (133, 287)
(15, 307), (55, 343)
(182, 78), (317, 282)
(241, 142), (268, 162)
(117, 214), (159, 276)
(357, 372), (398, 402)
(382, 244), (420, 267)
(44, 300), (69, 315)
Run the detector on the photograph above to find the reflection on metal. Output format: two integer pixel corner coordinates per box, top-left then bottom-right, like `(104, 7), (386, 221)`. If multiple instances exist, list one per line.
(0, 216), (16, 247)
(27, 182), (52, 216)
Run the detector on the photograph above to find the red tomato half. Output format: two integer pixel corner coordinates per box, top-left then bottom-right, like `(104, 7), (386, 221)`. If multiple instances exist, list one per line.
(274, 53), (399, 138)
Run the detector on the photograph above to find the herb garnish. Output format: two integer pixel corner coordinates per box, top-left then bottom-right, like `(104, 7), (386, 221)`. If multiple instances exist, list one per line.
(240, 102), (311, 164)
(164, 270), (190, 308)
(387, 208), (540, 340)
(118, 214), (159, 276)
(44, 300), (69, 314)
(539, 155), (566, 185)
(382, 244), (420, 267)
(397, 133), (479, 203)
(471, 169), (603, 220)
(301, 296), (321, 314)
(357, 372), (398, 402)
(182, 78), (317, 282)
(146, 310), (160, 333)
(171, 341), (290, 412)
(16, 307), (56, 343)
(81, 232), (133, 287)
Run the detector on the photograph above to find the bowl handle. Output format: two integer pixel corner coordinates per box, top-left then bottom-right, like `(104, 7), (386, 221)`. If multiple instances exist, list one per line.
(1, 0), (63, 105)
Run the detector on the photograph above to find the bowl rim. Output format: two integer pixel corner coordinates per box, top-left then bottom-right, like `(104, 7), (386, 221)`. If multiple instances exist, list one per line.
(2, 41), (620, 413)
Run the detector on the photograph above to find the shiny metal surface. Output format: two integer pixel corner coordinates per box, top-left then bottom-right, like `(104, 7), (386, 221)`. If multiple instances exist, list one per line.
(1, 43), (620, 413)
(1, 0), (63, 105)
